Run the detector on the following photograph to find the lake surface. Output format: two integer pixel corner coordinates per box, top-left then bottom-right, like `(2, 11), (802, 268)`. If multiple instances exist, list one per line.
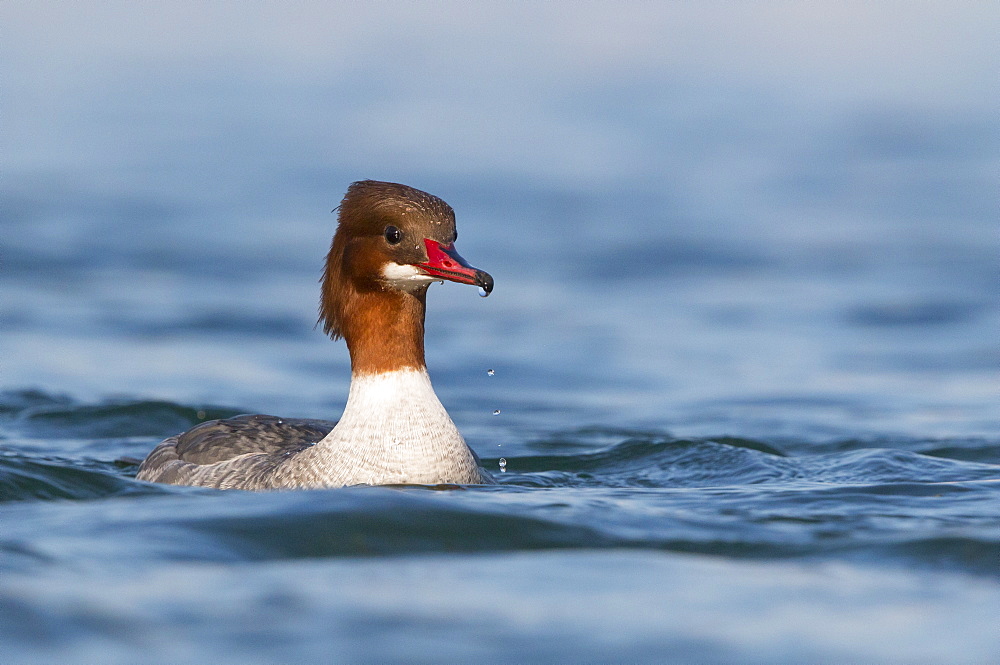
(2, 4), (999, 663)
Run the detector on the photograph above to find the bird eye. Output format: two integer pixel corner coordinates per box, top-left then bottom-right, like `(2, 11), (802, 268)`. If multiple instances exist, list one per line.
(384, 225), (402, 245)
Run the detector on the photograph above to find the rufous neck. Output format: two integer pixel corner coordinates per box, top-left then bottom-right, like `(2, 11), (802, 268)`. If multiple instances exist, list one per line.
(341, 289), (427, 375)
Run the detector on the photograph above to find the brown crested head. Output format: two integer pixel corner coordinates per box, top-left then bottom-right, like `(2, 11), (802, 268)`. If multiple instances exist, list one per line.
(319, 180), (493, 346)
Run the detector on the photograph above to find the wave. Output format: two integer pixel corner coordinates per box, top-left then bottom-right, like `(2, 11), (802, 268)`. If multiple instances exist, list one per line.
(489, 432), (1000, 488)
(0, 455), (151, 502)
(1, 389), (240, 439)
(2, 403), (999, 578)
(1, 478), (998, 580)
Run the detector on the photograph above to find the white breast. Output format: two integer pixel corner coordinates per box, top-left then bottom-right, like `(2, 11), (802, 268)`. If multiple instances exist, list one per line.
(279, 368), (488, 486)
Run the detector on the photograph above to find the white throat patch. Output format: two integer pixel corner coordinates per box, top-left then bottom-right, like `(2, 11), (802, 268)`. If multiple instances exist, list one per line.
(381, 262), (441, 292)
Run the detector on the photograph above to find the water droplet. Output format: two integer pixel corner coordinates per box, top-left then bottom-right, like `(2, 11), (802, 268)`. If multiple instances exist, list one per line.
(487, 369), (495, 376)
(498, 458), (507, 473)
(196, 410), (206, 420)
(478, 287), (488, 297)
(493, 409), (501, 416)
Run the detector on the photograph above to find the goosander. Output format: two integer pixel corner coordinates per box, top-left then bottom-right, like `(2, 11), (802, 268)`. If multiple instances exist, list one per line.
(137, 180), (495, 489)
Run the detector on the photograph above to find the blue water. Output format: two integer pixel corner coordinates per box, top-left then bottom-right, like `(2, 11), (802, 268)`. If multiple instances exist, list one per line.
(3, 4), (1000, 664)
